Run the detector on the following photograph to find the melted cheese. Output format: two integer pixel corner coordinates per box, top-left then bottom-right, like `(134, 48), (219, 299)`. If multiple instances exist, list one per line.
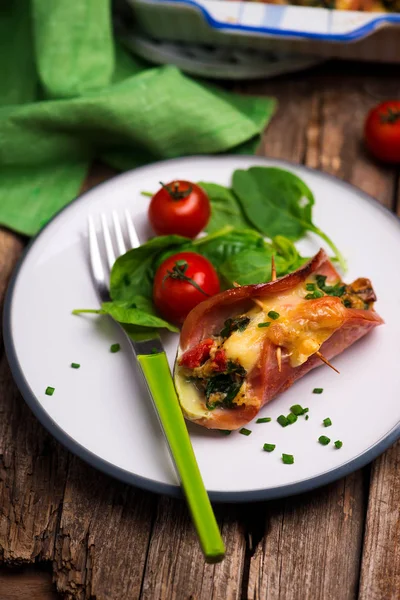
(223, 283), (345, 369)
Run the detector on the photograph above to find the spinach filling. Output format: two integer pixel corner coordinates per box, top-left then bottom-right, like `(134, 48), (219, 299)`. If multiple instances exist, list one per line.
(219, 316), (250, 338)
(203, 361), (247, 411)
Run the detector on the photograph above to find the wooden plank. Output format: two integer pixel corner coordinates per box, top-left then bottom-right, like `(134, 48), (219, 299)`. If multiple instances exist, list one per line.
(140, 497), (246, 600)
(0, 566), (60, 600)
(358, 441), (400, 600)
(52, 457), (155, 600)
(244, 71), (397, 600)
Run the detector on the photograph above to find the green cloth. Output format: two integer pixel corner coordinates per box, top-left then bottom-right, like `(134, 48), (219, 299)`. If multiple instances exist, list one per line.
(0, 0), (276, 236)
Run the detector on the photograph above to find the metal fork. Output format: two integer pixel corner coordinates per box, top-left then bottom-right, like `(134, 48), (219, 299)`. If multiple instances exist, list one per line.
(87, 210), (225, 563)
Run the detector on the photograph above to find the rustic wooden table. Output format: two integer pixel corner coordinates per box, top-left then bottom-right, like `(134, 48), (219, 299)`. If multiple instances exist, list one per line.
(0, 61), (399, 600)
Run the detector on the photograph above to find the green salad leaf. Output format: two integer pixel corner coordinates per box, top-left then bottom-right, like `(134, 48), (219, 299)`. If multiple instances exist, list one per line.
(198, 182), (251, 233)
(231, 167), (346, 271)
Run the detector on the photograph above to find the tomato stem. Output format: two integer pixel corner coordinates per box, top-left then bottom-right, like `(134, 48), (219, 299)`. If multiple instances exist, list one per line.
(162, 260), (209, 296)
(380, 108), (400, 124)
(159, 181), (193, 201)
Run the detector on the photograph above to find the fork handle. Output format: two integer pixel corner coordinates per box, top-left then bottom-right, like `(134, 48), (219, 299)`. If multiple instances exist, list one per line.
(137, 352), (225, 563)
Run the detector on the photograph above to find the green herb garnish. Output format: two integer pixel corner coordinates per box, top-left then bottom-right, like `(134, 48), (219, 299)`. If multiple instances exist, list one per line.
(334, 440), (343, 449)
(313, 388), (323, 394)
(263, 443), (276, 452)
(239, 428), (252, 436)
(305, 415), (309, 420)
(305, 290), (324, 300)
(318, 435), (330, 446)
(220, 316), (250, 338)
(282, 453), (294, 464)
(71, 363), (80, 369)
(287, 413), (298, 425)
(323, 418), (332, 427)
(256, 417), (272, 423)
(258, 322), (271, 328)
(315, 274), (346, 298)
(277, 415), (289, 427)
(268, 310), (280, 320)
(290, 404), (307, 416)
(45, 386), (55, 396)
(306, 283), (316, 291)
(110, 343), (121, 353)
(219, 430), (232, 436)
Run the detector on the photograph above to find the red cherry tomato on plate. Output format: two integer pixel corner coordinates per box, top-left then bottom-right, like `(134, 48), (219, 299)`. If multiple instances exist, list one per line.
(153, 251), (220, 326)
(364, 101), (400, 164)
(148, 180), (210, 238)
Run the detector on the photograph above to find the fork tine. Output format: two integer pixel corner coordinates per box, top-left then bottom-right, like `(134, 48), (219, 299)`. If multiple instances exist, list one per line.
(101, 213), (116, 270)
(125, 210), (141, 249)
(112, 211), (126, 256)
(88, 216), (105, 285)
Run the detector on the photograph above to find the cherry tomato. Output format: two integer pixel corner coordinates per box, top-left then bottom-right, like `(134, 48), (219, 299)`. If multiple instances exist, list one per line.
(148, 180), (210, 238)
(364, 101), (400, 164)
(153, 252), (220, 326)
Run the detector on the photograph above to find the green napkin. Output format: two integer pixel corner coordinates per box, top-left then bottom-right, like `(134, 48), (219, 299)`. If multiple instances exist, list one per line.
(0, 0), (276, 236)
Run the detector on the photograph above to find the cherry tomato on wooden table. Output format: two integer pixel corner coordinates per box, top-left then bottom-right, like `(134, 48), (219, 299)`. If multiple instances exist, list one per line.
(364, 101), (400, 164)
(153, 252), (220, 326)
(148, 180), (211, 238)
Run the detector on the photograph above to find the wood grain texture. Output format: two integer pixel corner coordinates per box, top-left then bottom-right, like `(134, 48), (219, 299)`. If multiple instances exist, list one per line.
(358, 441), (400, 600)
(140, 498), (246, 600)
(0, 566), (59, 600)
(247, 475), (366, 600)
(53, 457), (155, 600)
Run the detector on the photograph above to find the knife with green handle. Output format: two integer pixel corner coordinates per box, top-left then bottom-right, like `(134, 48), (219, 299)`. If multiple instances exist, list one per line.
(131, 336), (225, 563)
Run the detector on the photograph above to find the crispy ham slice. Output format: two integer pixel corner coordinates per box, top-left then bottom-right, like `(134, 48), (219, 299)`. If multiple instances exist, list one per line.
(174, 249), (383, 430)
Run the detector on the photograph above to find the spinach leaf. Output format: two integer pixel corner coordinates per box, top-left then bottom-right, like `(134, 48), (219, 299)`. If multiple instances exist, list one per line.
(199, 182), (251, 233)
(192, 226), (267, 269)
(232, 167), (346, 271)
(110, 234), (188, 302)
(219, 248), (290, 285)
(101, 300), (179, 332)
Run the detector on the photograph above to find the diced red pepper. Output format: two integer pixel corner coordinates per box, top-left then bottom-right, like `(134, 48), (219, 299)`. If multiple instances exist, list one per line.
(179, 338), (214, 369)
(213, 349), (227, 372)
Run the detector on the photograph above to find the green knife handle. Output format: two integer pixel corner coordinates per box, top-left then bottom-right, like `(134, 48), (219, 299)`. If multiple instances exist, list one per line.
(137, 352), (225, 563)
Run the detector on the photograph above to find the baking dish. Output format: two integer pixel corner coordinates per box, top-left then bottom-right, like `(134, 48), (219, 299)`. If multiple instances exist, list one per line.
(125, 0), (400, 62)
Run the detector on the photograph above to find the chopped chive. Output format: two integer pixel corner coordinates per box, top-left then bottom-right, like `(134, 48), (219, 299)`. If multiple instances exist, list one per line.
(334, 440), (343, 449)
(318, 435), (330, 446)
(282, 453), (294, 464)
(239, 428), (252, 436)
(256, 417), (272, 423)
(263, 443), (276, 452)
(305, 290), (324, 300)
(71, 363), (80, 369)
(313, 388), (323, 394)
(305, 415), (309, 420)
(306, 283), (316, 291)
(323, 417), (332, 427)
(286, 412), (298, 425)
(303, 407), (309, 413)
(268, 310), (280, 320)
(277, 415), (289, 427)
(45, 386), (55, 396)
(290, 404), (306, 416)
(258, 322), (271, 328)
(220, 430), (232, 436)
(110, 343), (121, 353)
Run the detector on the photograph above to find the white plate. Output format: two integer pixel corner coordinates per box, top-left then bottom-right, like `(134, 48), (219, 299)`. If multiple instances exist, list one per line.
(4, 156), (400, 502)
